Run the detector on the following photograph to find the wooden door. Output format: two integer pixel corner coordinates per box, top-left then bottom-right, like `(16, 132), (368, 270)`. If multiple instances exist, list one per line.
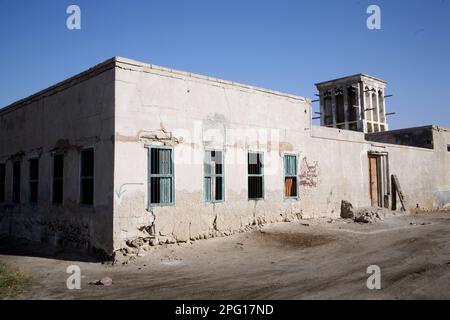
(369, 156), (379, 206)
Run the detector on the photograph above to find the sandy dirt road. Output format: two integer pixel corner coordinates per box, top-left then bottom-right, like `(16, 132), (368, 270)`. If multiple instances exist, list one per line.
(1, 212), (450, 299)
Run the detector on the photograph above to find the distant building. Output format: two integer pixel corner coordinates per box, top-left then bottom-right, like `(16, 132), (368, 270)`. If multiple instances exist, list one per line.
(315, 74), (388, 133)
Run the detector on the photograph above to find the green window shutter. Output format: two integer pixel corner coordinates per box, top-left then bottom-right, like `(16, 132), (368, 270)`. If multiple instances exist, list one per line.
(284, 155), (297, 176)
(148, 147), (174, 207)
(248, 152), (264, 200)
(160, 177), (172, 204)
(283, 154), (298, 199)
(204, 150), (224, 203)
(204, 177), (212, 202)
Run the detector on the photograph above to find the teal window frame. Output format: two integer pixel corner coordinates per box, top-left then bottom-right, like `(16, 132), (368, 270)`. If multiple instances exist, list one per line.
(0, 163), (5, 203)
(283, 154), (299, 200)
(147, 146), (174, 207)
(28, 158), (39, 204)
(248, 151), (264, 200)
(204, 150), (225, 203)
(80, 148), (94, 207)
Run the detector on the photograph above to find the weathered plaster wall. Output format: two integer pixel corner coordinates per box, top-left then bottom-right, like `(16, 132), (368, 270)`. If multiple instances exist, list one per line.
(112, 58), (450, 252)
(0, 61), (115, 254)
(433, 128), (450, 208)
(113, 58), (311, 249)
(385, 127), (450, 210)
(306, 126), (450, 213)
(386, 144), (437, 210)
(301, 126), (372, 216)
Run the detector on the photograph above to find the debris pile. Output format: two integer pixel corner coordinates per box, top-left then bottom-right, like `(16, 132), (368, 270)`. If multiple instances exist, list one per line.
(112, 236), (157, 264)
(112, 211), (304, 264)
(340, 200), (388, 223)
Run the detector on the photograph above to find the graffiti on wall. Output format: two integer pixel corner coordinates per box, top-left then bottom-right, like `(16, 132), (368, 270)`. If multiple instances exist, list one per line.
(300, 157), (319, 188)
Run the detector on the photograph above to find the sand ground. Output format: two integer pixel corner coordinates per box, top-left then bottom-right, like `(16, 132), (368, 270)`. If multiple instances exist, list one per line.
(1, 211), (450, 299)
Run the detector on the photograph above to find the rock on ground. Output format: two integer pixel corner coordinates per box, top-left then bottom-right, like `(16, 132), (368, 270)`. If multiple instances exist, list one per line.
(340, 200), (388, 223)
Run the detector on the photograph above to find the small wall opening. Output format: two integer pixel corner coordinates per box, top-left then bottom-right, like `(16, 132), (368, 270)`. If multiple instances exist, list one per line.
(80, 148), (94, 206)
(248, 152), (264, 200)
(336, 91), (345, 124)
(29, 158), (39, 204)
(365, 91), (372, 122)
(348, 87), (357, 122)
(12, 160), (21, 204)
(324, 95), (333, 126)
(52, 154), (64, 205)
(372, 92), (378, 122)
(378, 90), (385, 125)
(0, 163), (5, 203)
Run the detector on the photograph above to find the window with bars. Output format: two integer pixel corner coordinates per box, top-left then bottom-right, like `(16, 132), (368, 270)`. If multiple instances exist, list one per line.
(248, 152), (264, 200)
(80, 148), (94, 206)
(148, 147), (174, 206)
(29, 158), (39, 204)
(284, 154), (298, 199)
(53, 154), (64, 205)
(0, 163), (5, 203)
(204, 150), (224, 202)
(12, 161), (21, 204)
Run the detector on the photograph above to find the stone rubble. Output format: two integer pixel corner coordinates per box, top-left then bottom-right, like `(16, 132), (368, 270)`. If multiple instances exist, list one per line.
(111, 212), (304, 264)
(341, 200), (391, 223)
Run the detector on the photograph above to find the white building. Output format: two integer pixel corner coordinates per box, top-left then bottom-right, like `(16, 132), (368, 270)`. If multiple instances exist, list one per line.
(1, 57), (449, 257)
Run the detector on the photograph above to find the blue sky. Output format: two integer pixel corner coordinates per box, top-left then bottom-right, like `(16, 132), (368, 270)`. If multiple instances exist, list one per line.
(0, 0), (449, 129)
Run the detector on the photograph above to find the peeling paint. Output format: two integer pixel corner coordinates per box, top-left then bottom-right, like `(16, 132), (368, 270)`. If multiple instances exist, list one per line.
(115, 129), (183, 146)
(50, 139), (82, 153)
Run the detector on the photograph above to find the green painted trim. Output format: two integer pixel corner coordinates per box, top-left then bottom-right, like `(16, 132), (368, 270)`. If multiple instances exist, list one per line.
(283, 154), (299, 200)
(147, 146), (175, 208)
(248, 151), (264, 200)
(203, 150), (225, 203)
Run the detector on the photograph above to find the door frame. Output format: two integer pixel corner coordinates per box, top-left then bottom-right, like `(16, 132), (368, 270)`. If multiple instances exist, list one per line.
(368, 151), (389, 208)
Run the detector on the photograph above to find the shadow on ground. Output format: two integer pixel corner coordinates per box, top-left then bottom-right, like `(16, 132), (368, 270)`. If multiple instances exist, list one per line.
(0, 236), (105, 263)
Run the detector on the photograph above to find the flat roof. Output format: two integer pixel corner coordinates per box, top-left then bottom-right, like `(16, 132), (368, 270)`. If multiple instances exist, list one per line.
(0, 57), (116, 116)
(0, 56), (309, 116)
(315, 73), (387, 87)
(115, 57), (309, 102)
